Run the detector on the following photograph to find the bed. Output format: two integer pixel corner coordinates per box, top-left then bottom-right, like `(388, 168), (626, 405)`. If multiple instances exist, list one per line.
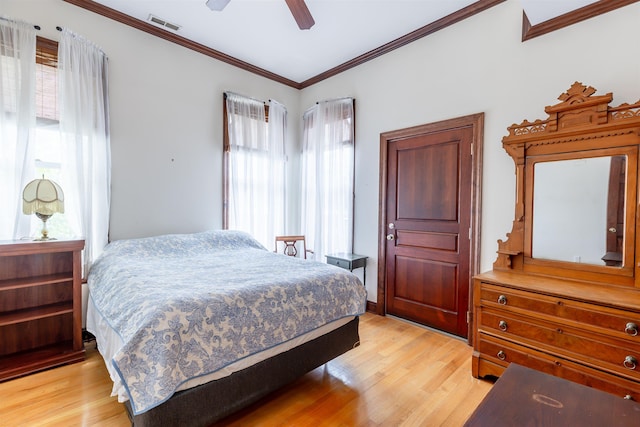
(86, 230), (367, 426)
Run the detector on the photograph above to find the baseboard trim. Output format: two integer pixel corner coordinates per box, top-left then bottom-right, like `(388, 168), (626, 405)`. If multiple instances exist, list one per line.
(366, 300), (378, 314)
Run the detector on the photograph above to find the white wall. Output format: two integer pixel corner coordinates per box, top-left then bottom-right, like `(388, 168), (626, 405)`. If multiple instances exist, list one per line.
(2, 0), (301, 241)
(299, 1), (640, 302)
(4, 1), (640, 305)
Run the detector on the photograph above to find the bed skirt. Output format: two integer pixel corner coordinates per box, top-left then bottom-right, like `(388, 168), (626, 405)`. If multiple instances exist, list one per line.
(125, 316), (361, 427)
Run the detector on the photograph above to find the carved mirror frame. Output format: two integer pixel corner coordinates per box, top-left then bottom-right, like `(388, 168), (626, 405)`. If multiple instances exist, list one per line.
(495, 82), (640, 288)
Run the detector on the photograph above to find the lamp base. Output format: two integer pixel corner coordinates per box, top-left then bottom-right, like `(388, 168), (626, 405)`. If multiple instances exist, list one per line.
(34, 212), (54, 241)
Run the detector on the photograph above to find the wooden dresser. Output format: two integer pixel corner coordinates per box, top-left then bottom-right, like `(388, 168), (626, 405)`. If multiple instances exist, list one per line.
(0, 239), (85, 381)
(473, 271), (640, 400)
(472, 83), (640, 401)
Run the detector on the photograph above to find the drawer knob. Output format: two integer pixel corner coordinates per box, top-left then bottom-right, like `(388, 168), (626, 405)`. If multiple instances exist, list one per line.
(624, 395), (633, 400)
(498, 320), (508, 332)
(497, 295), (507, 305)
(623, 355), (637, 370)
(625, 322), (638, 337)
(497, 350), (506, 361)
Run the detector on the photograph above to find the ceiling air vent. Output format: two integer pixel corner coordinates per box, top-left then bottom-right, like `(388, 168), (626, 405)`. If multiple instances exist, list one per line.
(148, 15), (181, 32)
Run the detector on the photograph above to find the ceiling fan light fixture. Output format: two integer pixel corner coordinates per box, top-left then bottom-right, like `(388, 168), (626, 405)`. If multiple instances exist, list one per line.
(206, 0), (231, 11)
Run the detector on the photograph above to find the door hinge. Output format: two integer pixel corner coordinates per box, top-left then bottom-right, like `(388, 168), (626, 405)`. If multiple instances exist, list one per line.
(470, 143), (473, 155)
(466, 311), (471, 324)
(469, 227), (472, 240)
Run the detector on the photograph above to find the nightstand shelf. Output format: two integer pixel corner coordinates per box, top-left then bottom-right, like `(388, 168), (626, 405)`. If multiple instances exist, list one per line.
(0, 239), (85, 381)
(326, 253), (367, 286)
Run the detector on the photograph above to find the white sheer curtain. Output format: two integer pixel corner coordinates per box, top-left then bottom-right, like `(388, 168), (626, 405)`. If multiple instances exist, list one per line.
(225, 93), (286, 249)
(58, 29), (111, 275)
(267, 99), (287, 236)
(0, 17), (36, 240)
(301, 98), (355, 261)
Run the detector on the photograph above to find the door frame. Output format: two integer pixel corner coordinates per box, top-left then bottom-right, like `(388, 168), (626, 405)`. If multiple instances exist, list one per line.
(377, 113), (484, 340)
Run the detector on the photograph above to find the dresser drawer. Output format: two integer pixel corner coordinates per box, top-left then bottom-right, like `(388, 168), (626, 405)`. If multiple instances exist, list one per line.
(479, 283), (640, 342)
(479, 308), (640, 381)
(477, 333), (640, 401)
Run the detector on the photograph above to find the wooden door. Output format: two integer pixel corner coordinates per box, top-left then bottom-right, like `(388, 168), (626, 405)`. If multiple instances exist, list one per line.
(378, 114), (482, 338)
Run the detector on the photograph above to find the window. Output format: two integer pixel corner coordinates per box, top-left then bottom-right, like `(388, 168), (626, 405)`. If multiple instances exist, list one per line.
(223, 93), (286, 249)
(31, 37), (73, 238)
(0, 34), (71, 238)
(222, 94), (353, 257)
(1, 21), (111, 275)
(301, 98), (355, 261)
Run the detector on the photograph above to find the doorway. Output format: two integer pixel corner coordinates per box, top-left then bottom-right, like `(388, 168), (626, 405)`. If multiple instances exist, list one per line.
(377, 113), (483, 339)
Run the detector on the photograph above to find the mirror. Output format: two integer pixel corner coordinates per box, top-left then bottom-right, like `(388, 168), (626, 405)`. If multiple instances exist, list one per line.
(532, 156), (625, 266)
(494, 83), (640, 286)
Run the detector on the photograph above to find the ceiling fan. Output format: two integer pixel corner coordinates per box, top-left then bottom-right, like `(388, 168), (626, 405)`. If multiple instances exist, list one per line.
(205, 0), (315, 30)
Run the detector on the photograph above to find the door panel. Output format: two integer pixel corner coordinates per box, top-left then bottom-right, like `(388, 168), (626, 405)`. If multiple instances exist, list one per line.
(383, 124), (474, 337)
(395, 231), (458, 252)
(397, 141), (459, 221)
(393, 256), (458, 311)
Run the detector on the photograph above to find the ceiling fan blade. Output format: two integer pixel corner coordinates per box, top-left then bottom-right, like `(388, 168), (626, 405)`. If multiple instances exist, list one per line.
(284, 0), (315, 30)
(206, 0), (231, 12)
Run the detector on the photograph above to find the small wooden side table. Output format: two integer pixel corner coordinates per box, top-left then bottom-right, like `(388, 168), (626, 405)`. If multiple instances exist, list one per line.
(325, 253), (367, 287)
(464, 363), (640, 427)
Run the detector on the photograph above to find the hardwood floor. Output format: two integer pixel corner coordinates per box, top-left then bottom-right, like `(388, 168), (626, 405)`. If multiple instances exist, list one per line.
(0, 313), (493, 426)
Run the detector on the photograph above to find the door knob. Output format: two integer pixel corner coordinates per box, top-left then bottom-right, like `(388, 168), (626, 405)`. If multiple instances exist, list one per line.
(386, 234), (395, 241)
(609, 227), (617, 233)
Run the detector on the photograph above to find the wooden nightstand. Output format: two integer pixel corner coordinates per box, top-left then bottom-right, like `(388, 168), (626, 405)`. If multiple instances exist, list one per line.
(0, 239), (85, 381)
(325, 253), (367, 286)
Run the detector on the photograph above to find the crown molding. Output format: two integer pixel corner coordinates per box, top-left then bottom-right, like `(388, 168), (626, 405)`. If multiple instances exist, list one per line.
(63, 0), (302, 88)
(522, 0), (639, 41)
(64, 1), (635, 89)
(299, 0), (505, 88)
(63, 0), (505, 89)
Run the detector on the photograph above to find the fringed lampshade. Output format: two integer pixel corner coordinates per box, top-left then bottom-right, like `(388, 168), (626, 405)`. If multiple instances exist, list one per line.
(22, 177), (65, 240)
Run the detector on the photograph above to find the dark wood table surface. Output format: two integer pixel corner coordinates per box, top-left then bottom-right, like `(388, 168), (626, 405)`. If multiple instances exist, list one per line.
(464, 363), (640, 427)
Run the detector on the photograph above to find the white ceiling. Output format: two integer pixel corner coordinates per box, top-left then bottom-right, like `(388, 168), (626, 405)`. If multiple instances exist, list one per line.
(93, 0), (599, 83)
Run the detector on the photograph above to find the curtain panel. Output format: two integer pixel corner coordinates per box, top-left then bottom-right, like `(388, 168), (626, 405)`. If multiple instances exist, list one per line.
(0, 17), (36, 240)
(225, 92), (286, 249)
(301, 98), (355, 261)
(58, 29), (111, 276)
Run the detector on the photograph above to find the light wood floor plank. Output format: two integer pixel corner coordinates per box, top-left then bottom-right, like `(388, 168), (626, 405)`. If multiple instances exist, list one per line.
(0, 313), (493, 426)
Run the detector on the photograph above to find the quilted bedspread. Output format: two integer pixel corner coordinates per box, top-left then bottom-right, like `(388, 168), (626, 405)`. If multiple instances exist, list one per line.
(87, 230), (366, 415)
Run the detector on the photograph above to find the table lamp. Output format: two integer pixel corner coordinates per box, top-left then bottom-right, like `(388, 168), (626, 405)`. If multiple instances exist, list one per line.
(22, 177), (65, 240)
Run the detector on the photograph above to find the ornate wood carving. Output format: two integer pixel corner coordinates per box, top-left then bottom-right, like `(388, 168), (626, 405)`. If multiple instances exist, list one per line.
(494, 82), (640, 271)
